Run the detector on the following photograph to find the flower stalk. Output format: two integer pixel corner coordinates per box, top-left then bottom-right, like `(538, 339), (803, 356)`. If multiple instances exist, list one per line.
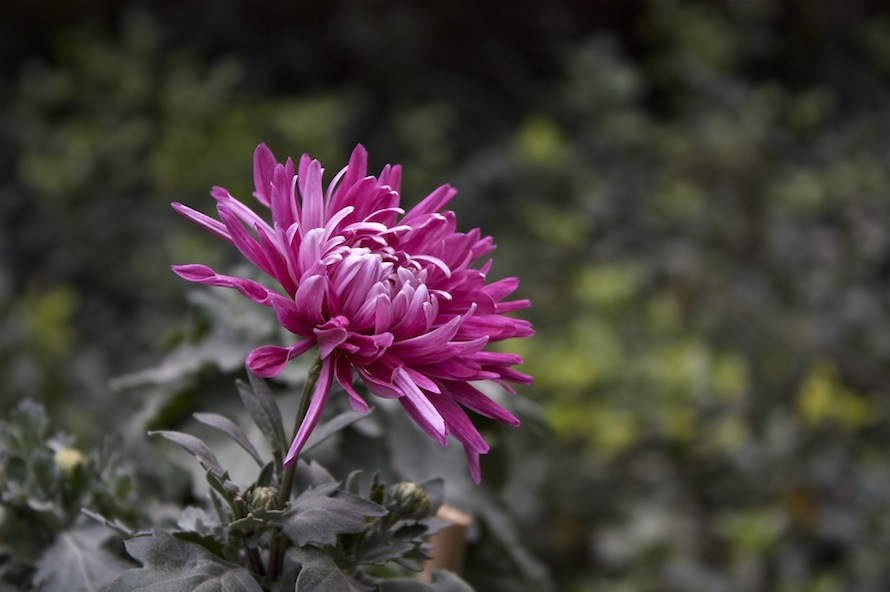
(268, 355), (322, 579)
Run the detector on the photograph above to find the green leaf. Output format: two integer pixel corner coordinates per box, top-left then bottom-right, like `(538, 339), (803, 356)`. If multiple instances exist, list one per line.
(0, 398), (49, 456)
(294, 459), (338, 491)
(193, 412), (264, 466)
(237, 373), (287, 460)
(109, 530), (263, 592)
(148, 430), (225, 477)
(279, 484), (386, 547)
(293, 547), (363, 592)
(32, 524), (132, 592)
(344, 470), (363, 496)
(303, 409), (371, 452)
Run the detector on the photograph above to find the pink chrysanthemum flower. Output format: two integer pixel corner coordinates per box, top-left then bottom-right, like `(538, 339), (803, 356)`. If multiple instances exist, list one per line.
(172, 144), (533, 483)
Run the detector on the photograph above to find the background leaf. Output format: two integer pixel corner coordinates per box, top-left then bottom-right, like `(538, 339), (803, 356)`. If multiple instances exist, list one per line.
(32, 524), (132, 592)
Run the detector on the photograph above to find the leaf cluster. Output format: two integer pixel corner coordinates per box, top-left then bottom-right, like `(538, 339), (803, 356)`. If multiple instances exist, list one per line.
(107, 374), (473, 592)
(0, 399), (140, 591)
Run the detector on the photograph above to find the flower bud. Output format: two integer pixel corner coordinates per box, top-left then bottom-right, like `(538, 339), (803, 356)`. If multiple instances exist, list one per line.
(248, 486), (279, 512)
(389, 481), (431, 521)
(53, 447), (87, 473)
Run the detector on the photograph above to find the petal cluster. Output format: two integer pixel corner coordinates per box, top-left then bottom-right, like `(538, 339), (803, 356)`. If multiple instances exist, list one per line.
(172, 144), (533, 483)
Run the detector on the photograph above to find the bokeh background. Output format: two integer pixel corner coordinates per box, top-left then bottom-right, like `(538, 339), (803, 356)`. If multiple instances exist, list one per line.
(1, 1), (887, 590)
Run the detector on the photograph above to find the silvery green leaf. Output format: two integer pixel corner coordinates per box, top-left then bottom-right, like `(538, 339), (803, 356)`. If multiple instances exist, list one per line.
(279, 485), (386, 547)
(148, 430), (225, 477)
(193, 412), (264, 466)
(237, 374), (286, 460)
(293, 547), (363, 592)
(294, 459), (338, 492)
(108, 530), (262, 592)
(303, 409), (371, 452)
(32, 524), (132, 592)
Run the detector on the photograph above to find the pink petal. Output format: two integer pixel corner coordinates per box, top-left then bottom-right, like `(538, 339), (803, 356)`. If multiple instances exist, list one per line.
(314, 316), (350, 359)
(217, 205), (275, 278)
(299, 159), (325, 231)
(334, 144), (368, 203)
(294, 275), (326, 326)
(247, 340), (314, 377)
(170, 264), (273, 304)
(171, 203), (232, 242)
(252, 143), (276, 207)
(270, 295), (313, 335)
(334, 356), (369, 412)
(441, 381), (520, 427)
(270, 163), (299, 230)
(394, 368), (446, 446)
(427, 393), (489, 454)
(284, 357), (335, 466)
(388, 314), (462, 359)
(464, 447), (482, 485)
(401, 184), (457, 226)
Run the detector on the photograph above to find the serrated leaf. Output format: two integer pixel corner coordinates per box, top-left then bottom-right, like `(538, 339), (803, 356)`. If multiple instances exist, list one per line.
(303, 409), (371, 452)
(109, 530), (262, 592)
(148, 430), (226, 477)
(357, 539), (417, 566)
(32, 524), (132, 592)
(279, 485), (386, 547)
(238, 374), (287, 459)
(193, 412), (264, 466)
(294, 547), (363, 592)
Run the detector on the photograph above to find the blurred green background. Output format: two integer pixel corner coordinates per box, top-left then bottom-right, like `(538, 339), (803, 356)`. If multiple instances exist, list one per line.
(0, 1), (887, 590)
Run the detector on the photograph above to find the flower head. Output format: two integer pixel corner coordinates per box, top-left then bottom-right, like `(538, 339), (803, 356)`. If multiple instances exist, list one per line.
(172, 144), (533, 483)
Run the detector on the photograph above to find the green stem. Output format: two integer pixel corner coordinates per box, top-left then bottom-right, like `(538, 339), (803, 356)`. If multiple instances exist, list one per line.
(268, 355), (322, 579)
(247, 547), (266, 578)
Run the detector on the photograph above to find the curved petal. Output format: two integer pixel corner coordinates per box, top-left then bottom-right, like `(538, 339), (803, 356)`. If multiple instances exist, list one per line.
(252, 143), (277, 207)
(283, 357), (334, 466)
(171, 203), (232, 242)
(246, 340), (314, 377)
(314, 316), (350, 359)
(299, 159), (325, 231)
(171, 264), (273, 305)
(394, 368), (446, 446)
(334, 356), (369, 412)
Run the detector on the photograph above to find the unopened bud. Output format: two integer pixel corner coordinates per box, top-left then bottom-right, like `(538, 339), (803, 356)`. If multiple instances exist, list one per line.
(389, 481), (431, 521)
(248, 486), (279, 512)
(54, 447), (87, 473)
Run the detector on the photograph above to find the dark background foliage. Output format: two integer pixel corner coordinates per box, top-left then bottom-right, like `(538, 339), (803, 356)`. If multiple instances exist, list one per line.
(1, 1), (887, 590)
